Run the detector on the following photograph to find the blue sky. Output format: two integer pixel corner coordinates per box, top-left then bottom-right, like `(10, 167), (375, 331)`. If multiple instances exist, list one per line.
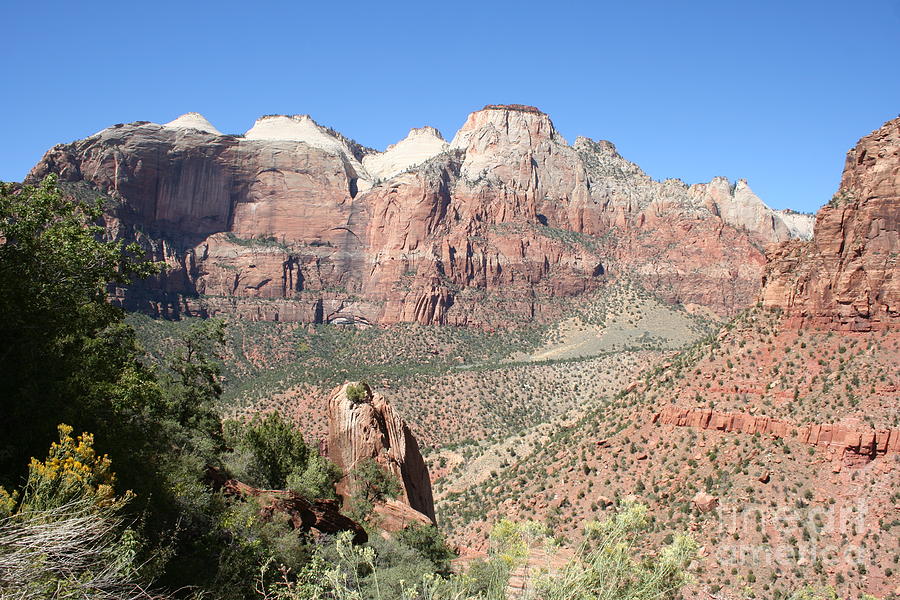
(2, 0), (898, 212)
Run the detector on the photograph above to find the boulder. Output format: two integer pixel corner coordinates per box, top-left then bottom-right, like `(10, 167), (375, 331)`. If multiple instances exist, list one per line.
(692, 491), (719, 512)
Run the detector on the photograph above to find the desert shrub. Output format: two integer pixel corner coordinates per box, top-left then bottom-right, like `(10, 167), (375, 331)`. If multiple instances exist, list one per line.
(257, 504), (696, 600)
(395, 523), (456, 575)
(224, 411), (341, 498)
(346, 382), (369, 403)
(257, 530), (487, 600)
(0, 428), (162, 599)
(534, 501), (697, 600)
(19, 424), (123, 512)
(286, 451), (343, 500)
(0, 500), (163, 600)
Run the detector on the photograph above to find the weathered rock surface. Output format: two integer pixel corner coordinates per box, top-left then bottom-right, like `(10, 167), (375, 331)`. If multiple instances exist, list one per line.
(326, 382), (436, 524)
(29, 105), (814, 324)
(372, 498), (434, 533)
(363, 126), (448, 181)
(761, 116), (899, 329)
(206, 466), (367, 543)
(691, 491), (719, 512)
(653, 406), (900, 458)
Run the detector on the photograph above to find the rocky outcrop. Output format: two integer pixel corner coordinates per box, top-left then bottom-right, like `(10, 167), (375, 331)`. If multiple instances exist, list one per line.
(373, 498), (434, 533)
(29, 105), (813, 324)
(761, 116), (899, 329)
(691, 491), (719, 512)
(326, 382), (436, 524)
(653, 406), (900, 458)
(206, 466), (367, 543)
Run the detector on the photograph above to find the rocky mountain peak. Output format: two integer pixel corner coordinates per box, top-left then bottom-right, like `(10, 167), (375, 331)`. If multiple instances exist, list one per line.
(448, 104), (572, 193)
(574, 136), (618, 155)
(362, 126), (449, 181)
(164, 112), (222, 135)
(450, 104), (565, 152)
(689, 177), (813, 243)
(407, 125), (445, 141)
(481, 103), (545, 114)
(244, 114), (371, 185)
(245, 114), (345, 149)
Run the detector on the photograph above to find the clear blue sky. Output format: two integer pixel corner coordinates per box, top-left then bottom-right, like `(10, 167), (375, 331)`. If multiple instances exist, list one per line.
(2, 0), (898, 212)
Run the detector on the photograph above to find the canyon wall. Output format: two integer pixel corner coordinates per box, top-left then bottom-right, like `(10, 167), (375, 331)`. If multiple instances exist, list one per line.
(762, 116), (899, 329)
(29, 106), (814, 325)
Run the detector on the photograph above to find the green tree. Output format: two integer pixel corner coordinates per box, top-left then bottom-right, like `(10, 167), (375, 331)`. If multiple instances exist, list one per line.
(160, 318), (227, 447)
(225, 412), (309, 490)
(348, 458), (402, 523)
(0, 175), (158, 488)
(354, 458), (401, 504)
(223, 411), (342, 499)
(0, 177), (245, 597)
(395, 523), (456, 576)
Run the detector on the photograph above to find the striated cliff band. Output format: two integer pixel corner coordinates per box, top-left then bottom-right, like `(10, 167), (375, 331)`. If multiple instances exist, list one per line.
(29, 105), (814, 325)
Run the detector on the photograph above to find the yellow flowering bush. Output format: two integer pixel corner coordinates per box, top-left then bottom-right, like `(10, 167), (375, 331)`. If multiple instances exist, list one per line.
(0, 486), (17, 518)
(21, 424), (129, 511)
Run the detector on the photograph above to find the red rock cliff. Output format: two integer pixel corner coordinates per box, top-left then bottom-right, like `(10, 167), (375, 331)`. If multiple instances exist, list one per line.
(761, 116), (899, 329)
(653, 406), (900, 458)
(28, 107), (813, 324)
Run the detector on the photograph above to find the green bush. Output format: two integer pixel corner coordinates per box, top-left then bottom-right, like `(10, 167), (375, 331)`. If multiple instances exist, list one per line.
(346, 382), (369, 403)
(535, 501), (697, 600)
(224, 411), (341, 498)
(395, 523), (456, 575)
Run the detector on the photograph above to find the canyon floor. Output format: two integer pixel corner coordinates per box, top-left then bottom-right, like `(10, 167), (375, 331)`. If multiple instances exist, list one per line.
(129, 280), (900, 600)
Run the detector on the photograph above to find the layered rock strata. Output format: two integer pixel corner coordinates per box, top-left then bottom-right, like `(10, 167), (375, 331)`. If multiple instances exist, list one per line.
(326, 382), (436, 524)
(762, 116), (899, 329)
(29, 105), (814, 325)
(653, 406), (900, 459)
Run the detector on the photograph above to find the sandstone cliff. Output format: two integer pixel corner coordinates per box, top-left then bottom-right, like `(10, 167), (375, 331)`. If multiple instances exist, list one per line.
(326, 382), (436, 525)
(653, 406), (900, 459)
(29, 105), (814, 324)
(761, 116), (899, 329)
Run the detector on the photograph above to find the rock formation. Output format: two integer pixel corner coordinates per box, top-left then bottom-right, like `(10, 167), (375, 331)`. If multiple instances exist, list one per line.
(363, 126), (448, 181)
(326, 382), (436, 525)
(653, 406), (900, 458)
(206, 466), (367, 543)
(691, 491), (719, 512)
(28, 105), (814, 325)
(761, 116), (899, 329)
